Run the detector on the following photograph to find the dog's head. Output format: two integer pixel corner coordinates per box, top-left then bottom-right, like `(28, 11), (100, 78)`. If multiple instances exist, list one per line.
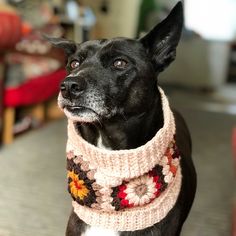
(49, 2), (183, 123)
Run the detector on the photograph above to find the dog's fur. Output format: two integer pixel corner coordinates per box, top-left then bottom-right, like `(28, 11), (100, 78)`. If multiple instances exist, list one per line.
(49, 2), (196, 235)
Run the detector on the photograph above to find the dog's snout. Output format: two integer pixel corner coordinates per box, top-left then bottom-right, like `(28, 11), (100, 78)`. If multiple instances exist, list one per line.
(60, 77), (86, 99)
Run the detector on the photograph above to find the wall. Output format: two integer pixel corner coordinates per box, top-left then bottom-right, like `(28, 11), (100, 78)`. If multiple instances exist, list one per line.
(185, 0), (236, 41)
(160, 38), (230, 89)
(85, 0), (141, 39)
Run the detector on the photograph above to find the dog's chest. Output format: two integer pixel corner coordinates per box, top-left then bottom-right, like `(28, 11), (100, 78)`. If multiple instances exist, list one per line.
(83, 226), (119, 236)
(96, 133), (112, 150)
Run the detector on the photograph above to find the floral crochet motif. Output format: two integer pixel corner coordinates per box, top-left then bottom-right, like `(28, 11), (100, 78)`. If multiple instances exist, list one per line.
(67, 154), (99, 207)
(68, 170), (89, 200)
(161, 139), (180, 183)
(121, 175), (160, 207)
(67, 139), (180, 211)
(111, 164), (166, 210)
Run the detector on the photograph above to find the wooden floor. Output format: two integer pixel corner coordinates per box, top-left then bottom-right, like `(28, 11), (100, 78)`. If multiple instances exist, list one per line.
(0, 89), (235, 236)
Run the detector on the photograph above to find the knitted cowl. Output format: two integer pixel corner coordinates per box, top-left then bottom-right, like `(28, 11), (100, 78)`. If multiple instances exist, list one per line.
(65, 87), (182, 231)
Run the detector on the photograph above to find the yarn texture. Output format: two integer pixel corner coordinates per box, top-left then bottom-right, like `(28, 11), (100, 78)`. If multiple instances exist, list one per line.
(65, 87), (182, 231)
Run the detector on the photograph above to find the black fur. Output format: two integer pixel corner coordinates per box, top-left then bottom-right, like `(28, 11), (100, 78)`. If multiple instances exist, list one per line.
(49, 2), (196, 235)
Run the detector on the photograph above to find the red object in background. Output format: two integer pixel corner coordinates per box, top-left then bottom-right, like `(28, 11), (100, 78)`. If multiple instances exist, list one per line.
(0, 58), (4, 119)
(0, 11), (32, 49)
(0, 12), (22, 48)
(3, 69), (66, 107)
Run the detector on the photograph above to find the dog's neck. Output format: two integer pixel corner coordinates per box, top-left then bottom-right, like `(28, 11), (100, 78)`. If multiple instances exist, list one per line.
(77, 92), (163, 150)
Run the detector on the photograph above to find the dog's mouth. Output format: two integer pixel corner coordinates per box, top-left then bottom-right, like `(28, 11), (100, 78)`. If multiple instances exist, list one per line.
(63, 105), (100, 123)
(66, 106), (91, 114)
(58, 92), (113, 123)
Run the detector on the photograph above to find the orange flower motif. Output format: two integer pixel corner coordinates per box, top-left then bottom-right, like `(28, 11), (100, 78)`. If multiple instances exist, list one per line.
(67, 171), (89, 200)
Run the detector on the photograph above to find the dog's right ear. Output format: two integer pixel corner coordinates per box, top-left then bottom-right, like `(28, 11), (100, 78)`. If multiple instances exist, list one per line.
(44, 35), (77, 56)
(139, 2), (183, 72)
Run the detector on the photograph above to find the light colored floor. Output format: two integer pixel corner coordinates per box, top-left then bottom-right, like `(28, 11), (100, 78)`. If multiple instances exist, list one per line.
(0, 88), (235, 236)
(0, 119), (71, 236)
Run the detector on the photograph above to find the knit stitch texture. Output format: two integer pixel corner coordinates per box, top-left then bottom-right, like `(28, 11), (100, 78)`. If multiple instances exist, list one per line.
(65, 87), (182, 231)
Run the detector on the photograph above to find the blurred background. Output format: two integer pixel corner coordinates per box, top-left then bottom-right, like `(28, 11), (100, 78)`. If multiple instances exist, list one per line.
(0, 0), (235, 235)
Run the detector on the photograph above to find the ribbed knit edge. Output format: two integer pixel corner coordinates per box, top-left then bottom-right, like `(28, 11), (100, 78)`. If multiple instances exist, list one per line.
(67, 87), (175, 180)
(72, 167), (182, 231)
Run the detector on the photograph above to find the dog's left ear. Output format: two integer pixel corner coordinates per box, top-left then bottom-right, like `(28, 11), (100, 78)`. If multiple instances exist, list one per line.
(43, 35), (77, 56)
(140, 2), (183, 72)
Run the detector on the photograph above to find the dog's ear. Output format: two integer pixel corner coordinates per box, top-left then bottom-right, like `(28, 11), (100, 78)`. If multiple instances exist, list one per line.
(44, 35), (77, 56)
(139, 1), (183, 72)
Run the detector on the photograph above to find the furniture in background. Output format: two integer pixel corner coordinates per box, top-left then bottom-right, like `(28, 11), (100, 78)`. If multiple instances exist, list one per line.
(0, 0), (96, 145)
(0, 3), (26, 145)
(1, 26), (66, 145)
(3, 68), (66, 144)
(0, 1), (66, 145)
(0, 57), (5, 145)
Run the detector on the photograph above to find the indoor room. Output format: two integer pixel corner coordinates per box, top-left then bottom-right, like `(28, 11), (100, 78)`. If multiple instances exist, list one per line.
(0, 0), (235, 235)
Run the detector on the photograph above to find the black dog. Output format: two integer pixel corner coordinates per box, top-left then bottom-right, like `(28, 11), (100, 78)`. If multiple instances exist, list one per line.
(49, 2), (196, 235)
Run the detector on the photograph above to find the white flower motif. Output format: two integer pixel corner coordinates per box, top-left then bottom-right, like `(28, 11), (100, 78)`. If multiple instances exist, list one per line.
(164, 172), (173, 183)
(162, 165), (170, 175)
(124, 175), (156, 206)
(160, 156), (169, 166)
(172, 158), (179, 166)
(170, 148), (174, 155)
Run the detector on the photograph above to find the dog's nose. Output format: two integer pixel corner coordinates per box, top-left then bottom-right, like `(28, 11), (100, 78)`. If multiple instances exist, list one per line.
(60, 77), (86, 99)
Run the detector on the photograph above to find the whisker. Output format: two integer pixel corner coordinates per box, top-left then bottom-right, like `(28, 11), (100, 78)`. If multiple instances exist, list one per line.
(95, 115), (103, 127)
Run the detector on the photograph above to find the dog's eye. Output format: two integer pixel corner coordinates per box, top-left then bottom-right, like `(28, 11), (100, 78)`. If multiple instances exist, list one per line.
(113, 59), (128, 69)
(70, 60), (80, 69)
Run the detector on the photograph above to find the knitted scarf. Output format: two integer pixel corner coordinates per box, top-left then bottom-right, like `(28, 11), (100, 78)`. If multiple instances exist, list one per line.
(65, 87), (182, 231)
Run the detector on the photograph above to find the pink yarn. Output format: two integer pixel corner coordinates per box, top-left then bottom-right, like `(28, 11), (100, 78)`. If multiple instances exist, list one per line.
(66, 87), (182, 231)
